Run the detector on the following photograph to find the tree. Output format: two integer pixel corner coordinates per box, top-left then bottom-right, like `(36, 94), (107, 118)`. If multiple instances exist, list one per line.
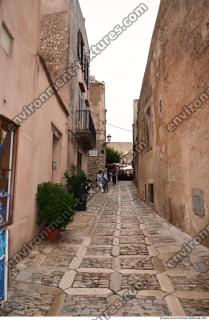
(106, 147), (122, 164)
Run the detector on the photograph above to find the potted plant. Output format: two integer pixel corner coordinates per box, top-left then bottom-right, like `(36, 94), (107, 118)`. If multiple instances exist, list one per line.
(64, 165), (88, 211)
(36, 182), (76, 241)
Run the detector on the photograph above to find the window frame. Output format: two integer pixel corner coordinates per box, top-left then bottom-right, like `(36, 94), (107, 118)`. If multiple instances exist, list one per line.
(77, 30), (85, 69)
(0, 115), (18, 228)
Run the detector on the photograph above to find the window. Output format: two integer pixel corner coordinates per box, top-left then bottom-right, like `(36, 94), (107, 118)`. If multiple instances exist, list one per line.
(77, 30), (85, 69)
(148, 184), (154, 203)
(1, 23), (13, 55)
(144, 105), (152, 148)
(78, 92), (85, 130)
(159, 99), (163, 114)
(77, 30), (89, 86)
(79, 91), (85, 110)
(77, 151), (82, 171)
(0, 117), (17, 227)
(84, 57), (89, 87)
(52, 125), (62, 183)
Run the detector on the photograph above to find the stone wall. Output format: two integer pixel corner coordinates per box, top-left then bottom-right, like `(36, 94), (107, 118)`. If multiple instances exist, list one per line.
(88, 78), (106, 180)
(40, 1), (69, 106)
(88, 141), (106, 181)
(40, 0), (91, 173)
(67, 0), (91, 172)
(137, 0), (209, 246)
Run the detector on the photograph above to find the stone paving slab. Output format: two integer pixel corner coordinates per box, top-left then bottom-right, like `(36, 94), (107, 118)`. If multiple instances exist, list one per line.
(120, 244), (149, 255)
(2, 182), (209, 317)
(120, 256), (154, 270)
(114, 296), (171, 317)
(179, 298), (209, 316)
(72, 271), (111, 288)
(59, 270), (76, 290)
(86, 245), (113, 256)
(60, 295), (108, 316)
(80, 257), (113, 269)
(91, 236), (114, 245)
(121, 273), (160, 290)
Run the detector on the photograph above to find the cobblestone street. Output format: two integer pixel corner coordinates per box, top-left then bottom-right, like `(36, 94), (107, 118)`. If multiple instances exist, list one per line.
(1, 182), (209, 317)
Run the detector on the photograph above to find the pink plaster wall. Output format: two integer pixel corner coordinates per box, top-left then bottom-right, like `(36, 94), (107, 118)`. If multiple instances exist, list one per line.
(0, 0), (68, 255)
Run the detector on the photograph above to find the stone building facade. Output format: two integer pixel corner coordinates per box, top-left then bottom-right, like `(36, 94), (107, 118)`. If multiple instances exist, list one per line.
(0, 0), (68, 256)
(133, 99), (139, 185)
(88, 77), (106, 181)
(136, 0), (209, 246)
(109, 142), (133, 156)
(40, 0), (96, 173)
(109, 142), (133, 165)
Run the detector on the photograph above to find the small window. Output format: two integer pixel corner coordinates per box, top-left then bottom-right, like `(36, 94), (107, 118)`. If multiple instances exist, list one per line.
(159, 99), (163, 113)
(148, 184), (154, 203)
(1, 23), (13, 55)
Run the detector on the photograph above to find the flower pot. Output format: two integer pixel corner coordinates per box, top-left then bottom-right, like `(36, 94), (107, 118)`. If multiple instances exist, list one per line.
(45, 228), (60, 241)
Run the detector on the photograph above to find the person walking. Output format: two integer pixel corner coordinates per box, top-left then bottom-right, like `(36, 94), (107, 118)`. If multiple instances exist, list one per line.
(96, 170), (104, 193)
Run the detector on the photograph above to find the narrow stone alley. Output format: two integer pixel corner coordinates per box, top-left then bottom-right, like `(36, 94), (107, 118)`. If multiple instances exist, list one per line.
(1, 182), (209, 317)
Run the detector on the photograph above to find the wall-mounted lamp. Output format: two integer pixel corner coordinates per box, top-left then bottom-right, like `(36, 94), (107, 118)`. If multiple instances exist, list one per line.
(107, 134), (112, 143)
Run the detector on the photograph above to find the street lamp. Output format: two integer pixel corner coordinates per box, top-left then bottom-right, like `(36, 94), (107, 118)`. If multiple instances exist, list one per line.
(107, 134), (112, 143)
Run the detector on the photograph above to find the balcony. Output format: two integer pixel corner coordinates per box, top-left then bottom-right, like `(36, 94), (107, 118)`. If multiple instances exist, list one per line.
(76, 109), (96, 149)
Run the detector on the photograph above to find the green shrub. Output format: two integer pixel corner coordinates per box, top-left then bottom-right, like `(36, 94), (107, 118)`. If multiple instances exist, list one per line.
(36, 182), (76, 230)
(64, 165), (87, 199)
(106, 147), (122, 164)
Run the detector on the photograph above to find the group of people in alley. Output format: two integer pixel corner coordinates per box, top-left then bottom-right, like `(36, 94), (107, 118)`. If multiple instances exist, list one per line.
(96, 166), (117, 193)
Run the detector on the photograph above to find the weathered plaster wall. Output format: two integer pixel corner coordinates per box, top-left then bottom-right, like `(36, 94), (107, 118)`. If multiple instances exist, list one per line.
(67, 0), (90, 172)
(40, 0), (91, 173)
(0, 0), (68, 255)
(137, 0), (209, 246)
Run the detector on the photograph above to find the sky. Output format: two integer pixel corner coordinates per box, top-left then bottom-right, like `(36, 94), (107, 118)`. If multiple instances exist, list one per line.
(79, 0), (161, 142)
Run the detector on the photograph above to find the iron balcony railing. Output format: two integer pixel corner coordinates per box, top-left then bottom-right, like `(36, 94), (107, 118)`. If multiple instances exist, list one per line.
(76, 109), (96, 147)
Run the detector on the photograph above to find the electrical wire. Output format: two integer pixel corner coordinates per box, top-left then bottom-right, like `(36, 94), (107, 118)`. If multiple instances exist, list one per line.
(90, 110), (132, 132)
(106, 123), (132, 132)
